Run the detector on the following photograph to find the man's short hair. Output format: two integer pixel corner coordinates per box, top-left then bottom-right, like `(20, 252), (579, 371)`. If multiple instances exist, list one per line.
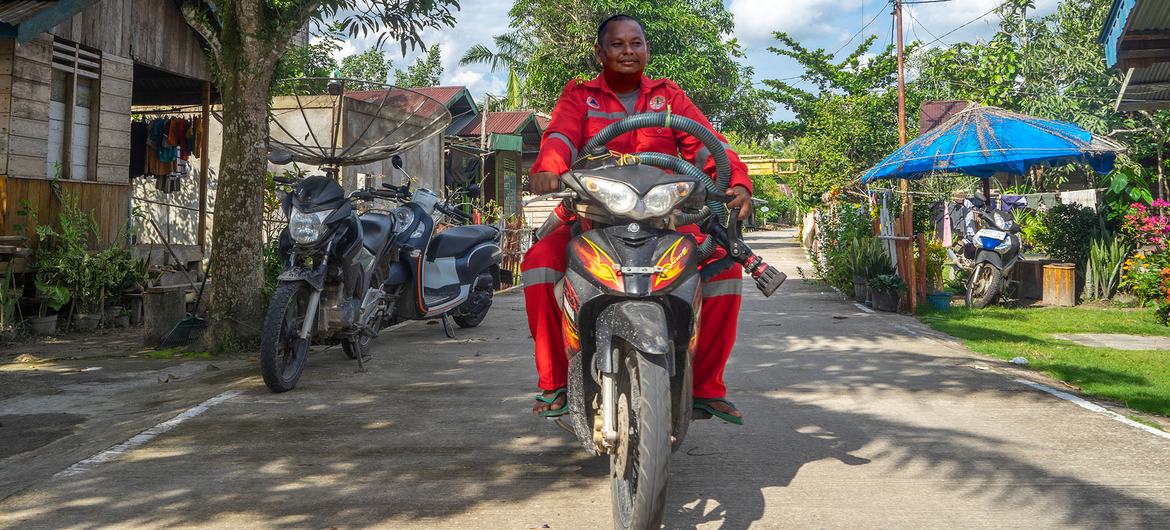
(597, 14), (646, 45)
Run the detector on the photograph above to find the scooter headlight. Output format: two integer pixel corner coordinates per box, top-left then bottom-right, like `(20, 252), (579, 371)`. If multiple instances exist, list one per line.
(289, 207), (332, 244)
(581, 176), (638, 215)
(643, 182), (694, 216)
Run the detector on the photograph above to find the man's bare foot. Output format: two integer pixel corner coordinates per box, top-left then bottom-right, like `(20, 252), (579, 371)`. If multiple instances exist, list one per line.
(693, 397), (744, 424)
(532, 389), (567, 416)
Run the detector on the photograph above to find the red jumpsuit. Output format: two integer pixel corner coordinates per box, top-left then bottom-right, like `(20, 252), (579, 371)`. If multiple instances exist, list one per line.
(522, 74), (751, 399)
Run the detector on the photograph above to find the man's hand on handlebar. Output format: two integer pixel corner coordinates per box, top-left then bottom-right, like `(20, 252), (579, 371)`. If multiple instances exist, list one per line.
(726, 185), (752, 221)
(531, 171), (561, 194)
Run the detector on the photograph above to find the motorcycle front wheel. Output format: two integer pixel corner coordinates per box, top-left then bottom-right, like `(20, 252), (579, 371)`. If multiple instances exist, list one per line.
(611, 347), (671, 530)
(260, 282), (313, 392)
(965, 263), (1002, 309)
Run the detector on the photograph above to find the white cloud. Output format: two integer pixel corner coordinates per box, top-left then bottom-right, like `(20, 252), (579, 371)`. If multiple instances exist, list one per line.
(730, 0), (857, 46)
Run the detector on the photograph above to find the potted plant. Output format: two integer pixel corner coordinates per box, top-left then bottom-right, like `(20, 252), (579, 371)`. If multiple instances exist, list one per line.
(867, 274), (907, 312)
(29, 279), (70, 335)
(921, 238), (952, 310)
(853, 238), (895, 304)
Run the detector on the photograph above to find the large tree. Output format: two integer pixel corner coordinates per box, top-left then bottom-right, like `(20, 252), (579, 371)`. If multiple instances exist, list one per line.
(501, 0), (772, 140)
(178, 0), (458, 350)
(394, 44), (443, 87)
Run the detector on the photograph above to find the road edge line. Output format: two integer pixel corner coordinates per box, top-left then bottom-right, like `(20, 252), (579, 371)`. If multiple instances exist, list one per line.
(53, 390), (244, 478)
(1015, 379), (1170, 442)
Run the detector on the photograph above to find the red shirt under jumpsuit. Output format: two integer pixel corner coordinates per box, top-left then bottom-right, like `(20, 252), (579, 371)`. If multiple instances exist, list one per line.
(521, 73), (752, 399)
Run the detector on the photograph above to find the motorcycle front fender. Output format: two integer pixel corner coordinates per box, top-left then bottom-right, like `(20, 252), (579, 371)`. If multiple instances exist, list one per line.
(277, 264), (326, 291)
(972, 250), (1004, 270)
(595, 301), (673, 375)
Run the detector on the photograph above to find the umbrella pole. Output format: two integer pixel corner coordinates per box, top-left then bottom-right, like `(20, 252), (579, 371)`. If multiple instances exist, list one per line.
(982, 178), (993, 208)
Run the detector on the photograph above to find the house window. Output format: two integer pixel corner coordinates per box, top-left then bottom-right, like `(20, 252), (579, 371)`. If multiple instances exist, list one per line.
(47, 37), (100, 180)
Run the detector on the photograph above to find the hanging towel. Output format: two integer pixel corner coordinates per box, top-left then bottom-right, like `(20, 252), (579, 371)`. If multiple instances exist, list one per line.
(1060, 188), (1099, 210)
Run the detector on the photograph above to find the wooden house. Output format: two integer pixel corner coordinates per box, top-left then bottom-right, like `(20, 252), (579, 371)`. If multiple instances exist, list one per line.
(0, 0), (215, 268)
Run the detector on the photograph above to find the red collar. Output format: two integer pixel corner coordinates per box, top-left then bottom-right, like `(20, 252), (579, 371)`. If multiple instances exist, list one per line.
(583, 74), (668, 96)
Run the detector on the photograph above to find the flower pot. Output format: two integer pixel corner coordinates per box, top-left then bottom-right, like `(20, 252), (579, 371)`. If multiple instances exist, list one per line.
(926, 291), (953, 311)
(105, 306), (124, 324)
(73, 313), (101, 332)
(852, 274), (868, 301)
(114, 315), (130, 328)
(28, 315), (58, 336)
(872, 290), (901, 312)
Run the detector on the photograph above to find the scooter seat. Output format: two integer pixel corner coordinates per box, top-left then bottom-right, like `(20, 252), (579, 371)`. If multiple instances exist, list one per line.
(431, 225), (497, 258)
(359, 212), (394, 252)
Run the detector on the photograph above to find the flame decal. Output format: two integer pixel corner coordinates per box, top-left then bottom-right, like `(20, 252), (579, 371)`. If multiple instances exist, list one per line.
(652, 237), (690, 291)
(574, 237), (623, 292)
(563, 315), (581, 352)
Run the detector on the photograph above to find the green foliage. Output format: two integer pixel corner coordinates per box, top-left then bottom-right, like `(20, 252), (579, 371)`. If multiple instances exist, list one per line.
(763, 34), (902, 137)
(342, 49), (394, 83)
(33, 279), (70, 318)
(1084, 235), (1131, 301)
(394, 44), (443, 87)
(506, 0), (772, 140)
(867, 273), (907, 294)
(792, 94), (902, 198)
(1033, 203), (1100, 266)
(460, 30), (534, 110)
(849, 236), (894, 280)
(274, 38), (341, 81)
(1016, 208), (1049, 254)
(809, 203), (872, 291)
(920, 238), (948, 292)
(263, 239), (284, 299)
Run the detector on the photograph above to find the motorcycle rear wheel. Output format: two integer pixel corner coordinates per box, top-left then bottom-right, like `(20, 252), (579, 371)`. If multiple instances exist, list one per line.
(260, 282), (313, 392)
(342, 334), (371, 360)
(611, 348), (671, 530)
(965, 263), (1002, 309)
(453, 274), (494, 328)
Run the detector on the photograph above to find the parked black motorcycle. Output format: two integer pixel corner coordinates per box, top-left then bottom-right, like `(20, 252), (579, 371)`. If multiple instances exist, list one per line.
(260, 155), (503, 393)
(540, 113), (785, 528)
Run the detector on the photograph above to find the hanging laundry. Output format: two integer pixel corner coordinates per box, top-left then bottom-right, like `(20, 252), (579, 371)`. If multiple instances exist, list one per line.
(1059, 188), (1099, 210)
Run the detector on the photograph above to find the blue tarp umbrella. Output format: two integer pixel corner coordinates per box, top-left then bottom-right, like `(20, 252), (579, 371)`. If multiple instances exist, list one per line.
(861, 105), (1122, 184)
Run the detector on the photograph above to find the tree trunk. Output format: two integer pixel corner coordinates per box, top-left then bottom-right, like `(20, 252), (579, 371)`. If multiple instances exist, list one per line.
(205, 56), (275, 351)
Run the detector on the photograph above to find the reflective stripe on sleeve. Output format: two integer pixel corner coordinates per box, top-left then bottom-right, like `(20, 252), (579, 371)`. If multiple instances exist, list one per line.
(701, 278), (743, 298)
(547, 132), (578, 160)
(523, 267), (564, 286)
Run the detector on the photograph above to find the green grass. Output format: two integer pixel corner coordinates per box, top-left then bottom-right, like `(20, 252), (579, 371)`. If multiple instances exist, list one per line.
(918, 306), (1170, 417)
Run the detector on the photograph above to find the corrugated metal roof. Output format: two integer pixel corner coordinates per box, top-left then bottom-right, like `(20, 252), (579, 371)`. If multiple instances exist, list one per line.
(409, 86), (471, 107)
(1119, 61), (1170, 110)
(1126, 0), (1170, 33)
(457, 111), (538, 137)
(0, 0), (54, 24)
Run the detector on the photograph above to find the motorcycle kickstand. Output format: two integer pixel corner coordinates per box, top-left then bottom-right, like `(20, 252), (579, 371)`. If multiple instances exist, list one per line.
(441, 313), (456, 339)
(354, 340), (367, 373)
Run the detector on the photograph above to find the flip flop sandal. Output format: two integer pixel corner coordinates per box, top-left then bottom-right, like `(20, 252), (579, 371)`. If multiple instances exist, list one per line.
(693, 398), (744, 425)
(535, 387), (569, 418)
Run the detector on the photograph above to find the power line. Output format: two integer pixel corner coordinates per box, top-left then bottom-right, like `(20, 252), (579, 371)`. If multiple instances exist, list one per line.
(903, 5), (944, 44)
(832, 0), (894, 58)
(919, 0), (1010, 48)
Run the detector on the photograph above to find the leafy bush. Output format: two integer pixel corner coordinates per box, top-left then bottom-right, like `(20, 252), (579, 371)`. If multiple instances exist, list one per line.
(1084, 235), (1131, 301)
(919, 238), (948, 292)
(867, 273), (907, 294)
(809, 202), (872, 292)
(849, 236), (894, 279)
(1033, 203), (1100, 266)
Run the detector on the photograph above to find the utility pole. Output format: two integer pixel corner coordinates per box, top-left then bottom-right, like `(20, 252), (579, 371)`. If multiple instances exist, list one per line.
(894, 0), (918, 311)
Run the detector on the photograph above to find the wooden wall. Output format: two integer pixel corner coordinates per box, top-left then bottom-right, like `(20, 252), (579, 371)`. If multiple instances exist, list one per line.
(97, 55), (132, 184)
(49, 0), (209, 81)
(0, 175), (130, 248)
(6, 35), (51, 180)
(0, 38), (12, 177)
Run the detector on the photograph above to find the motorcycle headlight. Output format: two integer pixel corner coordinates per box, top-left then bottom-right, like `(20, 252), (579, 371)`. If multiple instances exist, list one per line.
(992, 211), (1015, 231)
(643, 182), (694, 216)
(392, 206), (415, 229)
(289, 207), (332, 244)
(581, 176), (638, 214)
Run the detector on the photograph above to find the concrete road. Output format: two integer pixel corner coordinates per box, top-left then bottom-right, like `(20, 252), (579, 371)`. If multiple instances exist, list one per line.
(2, 229), (1169, 529)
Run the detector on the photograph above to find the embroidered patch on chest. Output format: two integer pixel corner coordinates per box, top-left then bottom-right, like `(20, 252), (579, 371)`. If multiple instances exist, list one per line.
(649, 95), (666, 111)
(586, 96), (601, 109)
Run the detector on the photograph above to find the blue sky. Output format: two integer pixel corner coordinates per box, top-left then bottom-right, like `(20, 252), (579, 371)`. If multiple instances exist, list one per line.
(330, 0), (1062, 121)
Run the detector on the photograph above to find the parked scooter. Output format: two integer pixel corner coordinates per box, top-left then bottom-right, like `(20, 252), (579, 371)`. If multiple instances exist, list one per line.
(259, 154), (503, 393)
(536, 113), (785, 529)
(948, 202), (1022, 308)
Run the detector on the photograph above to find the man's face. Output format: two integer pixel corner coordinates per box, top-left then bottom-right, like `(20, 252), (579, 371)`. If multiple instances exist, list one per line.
(595, 20), (649, 77)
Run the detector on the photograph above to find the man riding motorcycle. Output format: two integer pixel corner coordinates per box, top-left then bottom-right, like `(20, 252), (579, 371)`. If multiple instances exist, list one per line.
(523, 14), (754, 424)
